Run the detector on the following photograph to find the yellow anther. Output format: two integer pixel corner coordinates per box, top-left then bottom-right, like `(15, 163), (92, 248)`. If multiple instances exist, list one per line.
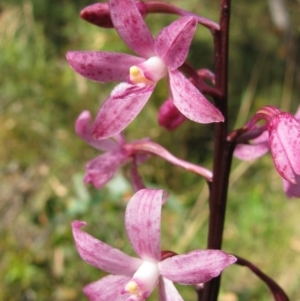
(129, 66), (153, 84)
(125, 281), (140, 295)
(130, 66), (140, 77)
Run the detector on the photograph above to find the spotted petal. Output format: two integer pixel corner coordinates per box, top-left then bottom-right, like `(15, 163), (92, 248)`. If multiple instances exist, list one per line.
(75, 110), (119, 152)
(84, 151), (129, 189)
(93, 83), (154, 139)
(66, 51), (145, 82)
(83, 274), (131, 301)
(269, 113), (300, 183)
(125, 189), (165, 262)
(72, 221), (142, 276)
(155, 17), (197, 71)
(109, 0), (154, 58)
(158, 250), (236, 284)
(169, 70), (224, 123)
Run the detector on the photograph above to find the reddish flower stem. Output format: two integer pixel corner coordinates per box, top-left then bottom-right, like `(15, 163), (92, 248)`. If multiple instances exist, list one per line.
(145, 1), (220, 31)
(201, 1), (232, 300)
(234, 256), (290, 301)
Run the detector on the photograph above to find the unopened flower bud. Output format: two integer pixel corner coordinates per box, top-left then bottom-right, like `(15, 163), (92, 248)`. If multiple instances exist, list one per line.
(80, 2), (147, 28)
(158, 98), (186, 130)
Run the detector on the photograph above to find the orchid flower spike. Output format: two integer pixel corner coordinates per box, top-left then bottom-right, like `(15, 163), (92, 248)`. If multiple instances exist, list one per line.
(233, 106), (300, 198)
(67, 0), (224, 140)
(72, 189), (236, 301)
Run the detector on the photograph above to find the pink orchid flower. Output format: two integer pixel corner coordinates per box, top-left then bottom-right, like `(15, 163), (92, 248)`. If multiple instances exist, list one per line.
(76, 111), (214, 190)
(75, 110), (147, 190)
(234, 106), (300, 198)
(72, 189), (236, 301)
(67, 0), (224, 140)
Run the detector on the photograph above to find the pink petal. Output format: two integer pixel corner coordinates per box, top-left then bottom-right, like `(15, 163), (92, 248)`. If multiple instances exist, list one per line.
(169, 70), (224, 123)
(124, 141), (213, 180)
(84, 151), (129, 189)
(269, 113), (300, 183)
(109, 0), (154, 58)
(234, 143), (270, 160)
(75, 110), (119, 152)
(72, 221), (142, 276)
(125, 189), (165, 262)
(274, 115), (300, 175)
(234, 131), (270, 160)
(269, 133), (295, 183)
(283, 176), (300, 198)
(154, 17), (197, 71)
(66, 51), (145, 82)
(83, 274), (131, 301)
(93, 83), (154, 139)
(158, 250), (236, 284)
(158, 277), (184, 301)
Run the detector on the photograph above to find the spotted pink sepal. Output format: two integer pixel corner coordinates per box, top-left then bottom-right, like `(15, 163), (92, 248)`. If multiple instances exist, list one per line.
(158, 250), (236, 285)
(268, 112), (300, 184)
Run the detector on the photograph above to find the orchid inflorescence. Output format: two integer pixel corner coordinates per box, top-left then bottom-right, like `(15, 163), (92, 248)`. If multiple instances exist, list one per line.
(67, 0), (299, 300)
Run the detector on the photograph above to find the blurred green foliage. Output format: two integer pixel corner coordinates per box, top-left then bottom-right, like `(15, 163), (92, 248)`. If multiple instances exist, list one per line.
(0, 0), (300, 300)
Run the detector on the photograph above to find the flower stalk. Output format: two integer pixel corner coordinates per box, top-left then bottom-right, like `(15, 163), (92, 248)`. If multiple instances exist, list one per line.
(201, 0), (232, 300)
